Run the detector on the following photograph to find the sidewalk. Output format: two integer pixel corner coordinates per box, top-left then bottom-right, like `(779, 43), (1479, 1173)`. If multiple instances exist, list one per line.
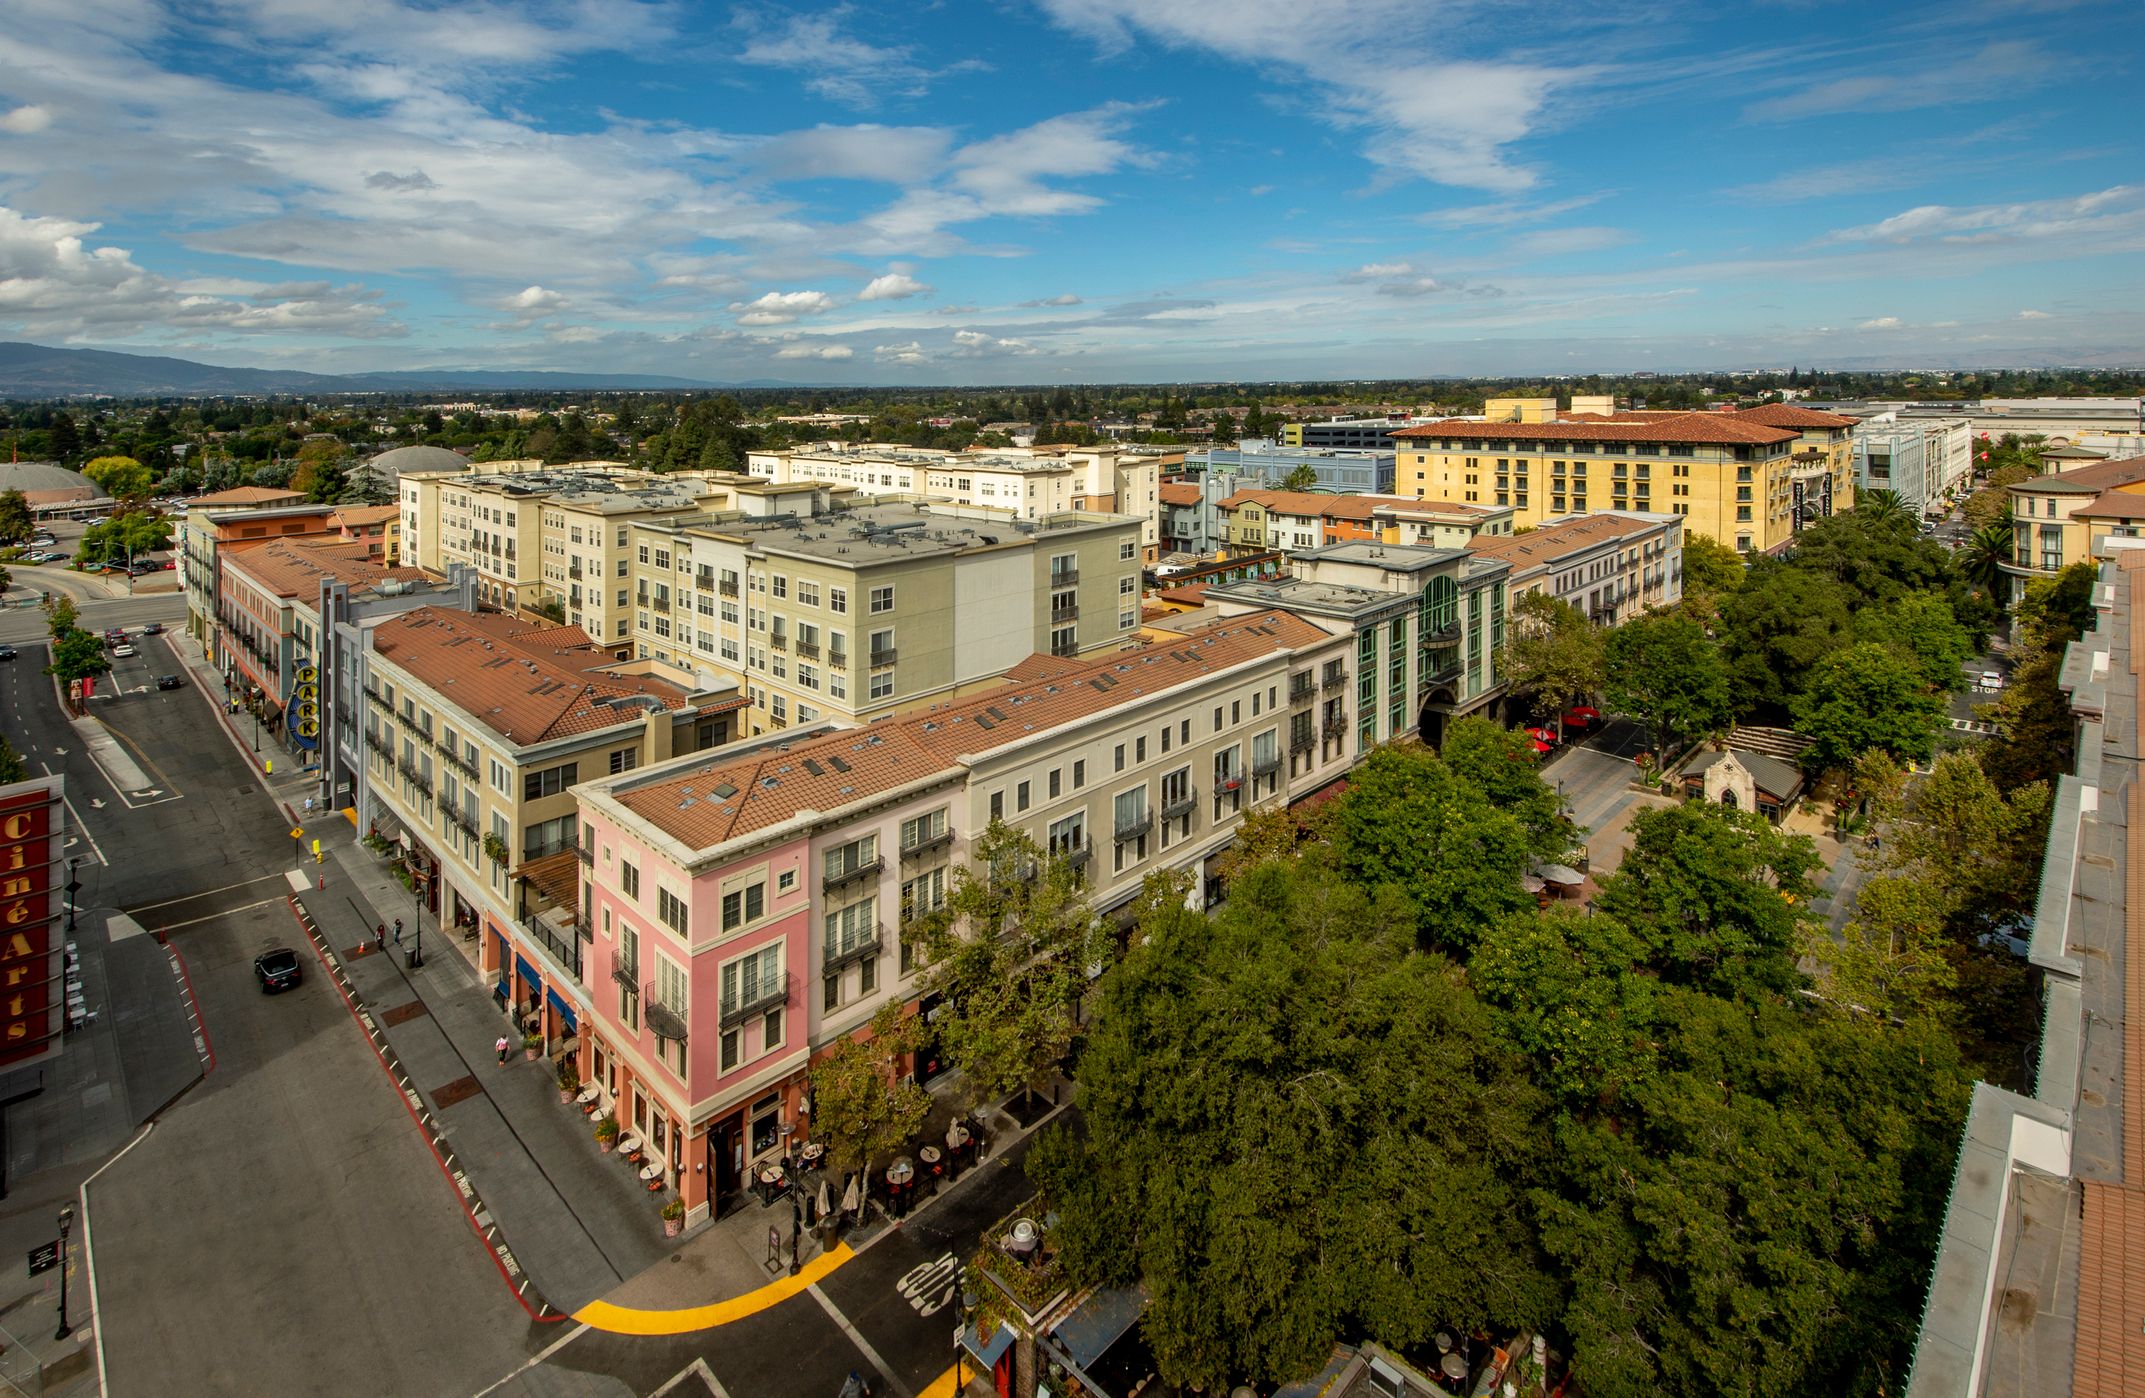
(294, 839), (680, 1314)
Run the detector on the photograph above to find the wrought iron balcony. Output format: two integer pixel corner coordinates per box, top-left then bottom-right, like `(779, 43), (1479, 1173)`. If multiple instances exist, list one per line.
(574, 837), (594, 865)
(1422, 618), (1461, 644)
(437, 743), (479, 780)
(900, 828), (954, 860)
(1252, 755), (1282, 778)
(1322, 669), (1348, 691)
(822, 923), (884, 973)
(1159, 791), (1197, 823)
(822, 853), (884, 891)
(720, 972), (790, 1028)
(644, 986), (688, 1043)
(1324, 716), (1349, 739)
(519, 912), (583, 979)
(868, 646), (898, 667)
(770, 631), (788, 651)
(1050, 602), (1079, 623)
(1113, 810), (1153, 842)
(610, 948), (638, 988)
(795, 640), (820, 660)
(1048, 567), (1079, 587)
(1217, 775), (1243, 793)
(652, 596), (671, 614)
(567, 563), (583, 579)
(363, 728), (391, 756)
(1289, 675), (1315, 703)
(1423, 654), (1464, 683)
(718, 579), (740, 598)
(443, 804), (478, 838)
(1289, 730), (1315, 755)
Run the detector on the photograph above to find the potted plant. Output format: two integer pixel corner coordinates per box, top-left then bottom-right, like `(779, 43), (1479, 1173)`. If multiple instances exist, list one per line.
(594, 1114), (619, 1153)
(523, 1031), (543, 1061)
(556, 1060), (580, 1104)
(482, 832), (510, 866)
(661, 1198), (685, 1237)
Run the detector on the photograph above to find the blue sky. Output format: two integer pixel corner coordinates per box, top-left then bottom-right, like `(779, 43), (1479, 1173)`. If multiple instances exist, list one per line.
(0, 0), (2139, 383)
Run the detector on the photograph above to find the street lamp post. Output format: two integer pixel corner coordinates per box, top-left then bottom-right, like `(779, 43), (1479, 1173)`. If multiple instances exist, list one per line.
(65, 857), (79, 933)
(54, 1202), (74, 1341)
(409, 872), (427, 969)
(954, 1287), (977, 1395)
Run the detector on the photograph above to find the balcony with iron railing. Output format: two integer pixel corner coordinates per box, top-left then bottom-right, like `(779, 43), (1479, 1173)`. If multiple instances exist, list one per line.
(1252, 753), (1282, 778)
(822, 852), (885, 891)
(718, 579), (740, 598)
(869, 646), (898, 667)
(574, 836), (595, 865)
(1322, 668), (1349, 691)
(829, 648), (849, 669)
(644, 984), (688, 1043)
(653, 595), (670, 614)
(1289, 729), (1316, 755)
(524, 831), (575, 862)
(1324, 715), (1349, 739)
(794, 639), (820, 660)
(1289, 674), (1316, 704)
(1048, 832), (1091, 870)
(1216, 772), (1244, 794)
(443, 804), (478, 838)
(1048, 566), (1079, 587)
(1114, 809), (1153, 842)
(823, 922), (884, 974)
(900, 827), (955, 860)
(1422, 617), (1462, 644)
(720, 972), (791, 1028)
(610, 948), (639, 988)
(1159, 790), (1198, 823)
(437, 742), (479, 780)
(1422, 652), (1464, 683)
(568, 563), (583, 579)
(1050, 602), (1079, 623)
(363, 728), (392, 756)
(520, 910), (584, 979)
(770, 631), (788, 651)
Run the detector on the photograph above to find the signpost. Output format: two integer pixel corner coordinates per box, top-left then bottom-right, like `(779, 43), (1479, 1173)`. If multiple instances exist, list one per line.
(26, 1241), (57, 1277)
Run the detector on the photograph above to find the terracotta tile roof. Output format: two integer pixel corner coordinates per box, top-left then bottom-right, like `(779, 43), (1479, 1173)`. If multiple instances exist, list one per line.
(2016, 455), (2145, 495)
(1724, 403), (1859, 429)
(1375, 497), (1498, 517)
(1466, 512), (1659, 566)
(2076, 1181), (2145, 1397)
(616, 610), (1333, 850)
(1155, 582), (1211, 605)
(1216, 489), (1420, 520)
(2076, 488), (2145, 520)
(194, 486), (306, 506)
(369, 607), (695, 745)
(1158, 482), (1203, 507)
(333, 504), (400, 526)
(1392, 413), (1799, 446)
(505, 622), (598, 650)
(223, 538), (425, 600)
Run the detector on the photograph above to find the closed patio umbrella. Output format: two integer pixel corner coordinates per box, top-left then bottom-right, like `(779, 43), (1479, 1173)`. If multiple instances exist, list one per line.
(841, 1173), (860, 1216)
(818, 1178), (832, 1220)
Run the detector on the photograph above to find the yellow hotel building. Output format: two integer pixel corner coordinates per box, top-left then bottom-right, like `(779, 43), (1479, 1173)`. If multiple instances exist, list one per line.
(1392, 404), (1858, 555)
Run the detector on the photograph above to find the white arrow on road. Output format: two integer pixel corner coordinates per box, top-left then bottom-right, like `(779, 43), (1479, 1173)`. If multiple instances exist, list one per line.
(88, 798), (105, 809)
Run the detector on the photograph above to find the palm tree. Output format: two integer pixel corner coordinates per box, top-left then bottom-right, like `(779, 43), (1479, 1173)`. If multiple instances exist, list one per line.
(1957, 521), (2013, 595)
(1858, 488), (1914, 529)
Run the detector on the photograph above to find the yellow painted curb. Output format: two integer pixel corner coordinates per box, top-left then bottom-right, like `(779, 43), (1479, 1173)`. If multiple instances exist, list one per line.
(572, 1243), (856, 1336)
(915, 1363), (967, 1398)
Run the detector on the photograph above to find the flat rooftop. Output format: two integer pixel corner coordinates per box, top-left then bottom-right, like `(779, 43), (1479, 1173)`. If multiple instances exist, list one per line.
(683, 500), (1133, 566)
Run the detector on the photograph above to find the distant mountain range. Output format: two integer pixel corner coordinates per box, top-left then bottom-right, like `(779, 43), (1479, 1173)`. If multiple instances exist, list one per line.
(0, 342), (786, 397)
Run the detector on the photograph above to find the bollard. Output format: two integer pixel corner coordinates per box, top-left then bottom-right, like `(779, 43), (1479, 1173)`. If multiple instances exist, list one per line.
(316, 873), (326, 891)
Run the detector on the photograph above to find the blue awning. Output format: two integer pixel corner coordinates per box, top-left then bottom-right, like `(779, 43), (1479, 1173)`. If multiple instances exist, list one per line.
(515, 953), (538, 987)
(960, 1322), (1016, 1371)
(493, 980), (508, 1001)
(1051, 1283), (1149, 1369)
(545, 986), (578, 1033)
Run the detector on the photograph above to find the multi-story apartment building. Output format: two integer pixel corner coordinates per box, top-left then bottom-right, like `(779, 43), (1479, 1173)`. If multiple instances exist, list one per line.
(1393, 408), (1813, 554)
(216, 538), (428, 754)
(1279, 417), (1433, 450)
(1207, 541), (1510, 749)
(181, 491), (331, 652)
(1371, 498), (1519, 549)
(331, 504), (401, 564)
(2004, 455), (2145, 591)
(1731, 403), (1859, 529)
(1466, 511), (1684, 624)
(538, 480), (744, 652)
(746, 445), (1164, 559)
(622, 488), (1147, 734)
(350, 608), (747, 1052)
(1852, 416), (1972, 518)
(1184, 443), (1397, 495)
(569, 607), (1354, 1222)
(1215, 489), (1513, 555)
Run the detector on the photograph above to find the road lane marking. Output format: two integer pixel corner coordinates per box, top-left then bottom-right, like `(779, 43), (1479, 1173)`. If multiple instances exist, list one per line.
(144, 896), (284, 932)
(914, 1365), (967, 1398)
(80, 1122), (157, 1398)
(897, 1251), (959, 1315)
(470, 1324), (594, 1398)
(128, 872), (289, 914)
(649, 1358), (732, 1398)
(43, 773), (110, 867)
(572, 1243), (855, 1336)
(810, 1281), (913, 1398)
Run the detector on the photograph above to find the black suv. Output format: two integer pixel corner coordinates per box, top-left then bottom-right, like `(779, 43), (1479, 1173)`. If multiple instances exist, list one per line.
(253, 948), (303, 994)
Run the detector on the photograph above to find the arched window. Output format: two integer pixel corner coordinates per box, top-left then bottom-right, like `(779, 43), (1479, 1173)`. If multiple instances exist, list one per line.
(1721, 788), (1739, 810)
(1420, 575), (1458, 634)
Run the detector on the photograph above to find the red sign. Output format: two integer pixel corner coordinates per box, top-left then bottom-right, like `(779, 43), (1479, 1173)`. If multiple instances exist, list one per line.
(0, 780), (64, 1071)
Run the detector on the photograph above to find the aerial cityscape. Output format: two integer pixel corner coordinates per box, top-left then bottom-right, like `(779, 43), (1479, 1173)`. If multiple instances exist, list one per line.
(0, 3), (2142, 1398)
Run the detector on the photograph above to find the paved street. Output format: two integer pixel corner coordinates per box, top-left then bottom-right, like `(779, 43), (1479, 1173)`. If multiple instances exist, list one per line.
(1, 631), (544, 1395)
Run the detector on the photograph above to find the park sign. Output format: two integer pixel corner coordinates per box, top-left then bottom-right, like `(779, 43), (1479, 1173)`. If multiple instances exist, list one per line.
(0, 777), (66, 1073)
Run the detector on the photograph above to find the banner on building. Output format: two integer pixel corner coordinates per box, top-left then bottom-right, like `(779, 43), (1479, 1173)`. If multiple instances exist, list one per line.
(0, 777), (66, 1073)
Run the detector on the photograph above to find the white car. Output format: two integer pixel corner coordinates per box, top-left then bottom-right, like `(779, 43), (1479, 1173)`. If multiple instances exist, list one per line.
(111, 643), (136, 658)
(1981, 670), (2003, 690)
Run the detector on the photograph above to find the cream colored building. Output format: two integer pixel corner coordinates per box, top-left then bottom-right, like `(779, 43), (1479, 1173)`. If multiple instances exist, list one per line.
(621, 486), (1146, 735)
(746, 443), (1164, 559)
(1466, 510), (1684, 623)
(2004, 454), (2145, 592)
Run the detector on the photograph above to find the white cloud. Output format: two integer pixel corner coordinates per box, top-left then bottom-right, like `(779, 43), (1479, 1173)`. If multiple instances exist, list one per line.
(0, 204), (402, 340)
(1744, 41), (2054, 123)
(734, 8), (986, 108)
(1036, 0), (1573, 190)
(773, 342), (854, 360)
(1418, 193), (1607, 228)
(1827, 186), (2145, 246)
(732, 289), (837, 325)
(0, 105), (53, 134)
(1507, 226), (1631, 258)
(1248, 184), (1274, 197)
(874, 340), (930, 364)
(1858, 316), (1902, 330)
(508, 285), (566, 311)
(1342, 261), (1417, 281)
(744, 125), (953, 186)
(857, 272), (931, 301)
(950, 329), (1037, 356)
(1019, 293), (1082, 307)
(2018, 308), (2051, 319)
(1377, 277), (1445, 297)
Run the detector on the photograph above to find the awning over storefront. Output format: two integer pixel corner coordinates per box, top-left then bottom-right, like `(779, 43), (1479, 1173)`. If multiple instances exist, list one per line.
(959, 1322), (1016, 1371)
(545, 986), (579, 1033)
(1052, 1283), (1150, 1369)
(515, 952), (538, 988)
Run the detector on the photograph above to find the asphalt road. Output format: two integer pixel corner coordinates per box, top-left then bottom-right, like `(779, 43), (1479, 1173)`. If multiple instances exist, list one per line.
(512, 1130), (1043, 1398)
(1, 631), (543, 1396)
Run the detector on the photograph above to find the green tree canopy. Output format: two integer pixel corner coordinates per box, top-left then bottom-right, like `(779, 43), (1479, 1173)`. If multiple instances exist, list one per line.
(82, 454), (152, 500)
(1031, 861), (1559, 1391)
(75, 511), (172, 568)
(0, 490), (31, 543)
(1718, 562), (1854, 712)
(805, 1001), (932, 1176)
(1677, 534), (1747, 614)
(45, 628), (110, 685)
(1472, 905), (1657, 1107)
(1603, 614), (1732, 753)
(1790, 642), (1949, 772)
(1498, 591), (1607, 729)
(1853, 592), (1973, 693)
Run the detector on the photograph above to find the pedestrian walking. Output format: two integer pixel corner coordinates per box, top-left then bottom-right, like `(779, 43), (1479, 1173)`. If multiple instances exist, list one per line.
(392, 919), (403, 946)
(374, 922), (386, 951)
(495, 1034), (510, 1064)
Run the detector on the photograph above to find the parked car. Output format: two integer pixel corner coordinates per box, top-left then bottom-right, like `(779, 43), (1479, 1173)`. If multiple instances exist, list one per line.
(1981, 670), (2004, 690)
(155, 673), (183, 690)
(253, 948), (303, 993)
(142, 622), (164, 635)
(0, 645), (15, 662)
(1562, 705), (1603, 732)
